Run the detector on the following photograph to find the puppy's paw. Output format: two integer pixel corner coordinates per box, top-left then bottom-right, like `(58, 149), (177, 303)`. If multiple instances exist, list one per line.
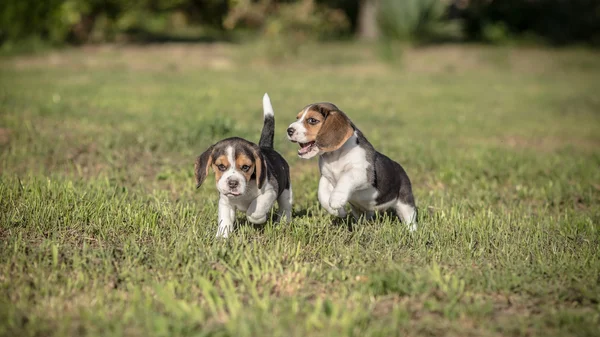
(322, 204), (347, 218)
(329, 192), (347, 210)
(246, 213), (267, 225)
(278, 212), (292, 224)
(407, 222), (417, 232)
(216, 227), (230, 238)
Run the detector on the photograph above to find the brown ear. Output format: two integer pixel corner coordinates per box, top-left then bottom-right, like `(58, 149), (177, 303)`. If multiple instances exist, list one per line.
(315, 110), (354, 152)
(195, 145), (214, 188)
(252, 147), (267, 189)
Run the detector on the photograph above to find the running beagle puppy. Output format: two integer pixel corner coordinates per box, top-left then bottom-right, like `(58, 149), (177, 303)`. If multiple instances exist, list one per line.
(195, 94), (292, 238)
(286, 103), (417, 231)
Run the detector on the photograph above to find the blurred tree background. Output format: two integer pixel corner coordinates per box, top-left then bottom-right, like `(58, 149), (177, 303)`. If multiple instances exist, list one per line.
(0, 0), (599, 52)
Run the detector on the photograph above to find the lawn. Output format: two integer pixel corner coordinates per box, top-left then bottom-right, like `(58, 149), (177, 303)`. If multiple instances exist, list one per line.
(1, 42), (599, 337)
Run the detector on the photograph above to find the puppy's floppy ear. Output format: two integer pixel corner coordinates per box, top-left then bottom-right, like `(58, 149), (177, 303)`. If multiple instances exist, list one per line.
(195, 145), (214, 188)
(315, 107), (354, 152)
(251, 146), (267, 189)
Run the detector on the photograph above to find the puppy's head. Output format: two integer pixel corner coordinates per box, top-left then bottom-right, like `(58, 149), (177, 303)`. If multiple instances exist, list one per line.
(195, 137), (266, 197)
(286, 103), (354, 159)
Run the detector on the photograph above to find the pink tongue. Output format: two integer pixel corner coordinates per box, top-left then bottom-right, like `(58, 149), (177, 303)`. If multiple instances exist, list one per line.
(299, 143), (312, 154)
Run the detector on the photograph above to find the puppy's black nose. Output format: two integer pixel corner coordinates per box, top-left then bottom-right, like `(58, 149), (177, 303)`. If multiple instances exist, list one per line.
(228, 180), (239, 189)
(287, 127), (295, 136)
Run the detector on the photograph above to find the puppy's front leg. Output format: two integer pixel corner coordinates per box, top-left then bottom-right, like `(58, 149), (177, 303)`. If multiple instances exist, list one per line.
(318, 176), (347, 217)
(246, 189), (277, 224)
(217, 196), (236, 238)
(329, 173), (360, 212)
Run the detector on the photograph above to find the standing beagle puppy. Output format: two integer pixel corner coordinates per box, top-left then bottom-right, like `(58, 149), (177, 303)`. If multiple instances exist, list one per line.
(286, 103), (417, 231)
(196, 94), (292, 238)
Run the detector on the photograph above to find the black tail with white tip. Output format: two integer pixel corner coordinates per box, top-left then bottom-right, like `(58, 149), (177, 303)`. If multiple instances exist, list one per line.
(259, 93), (275, 149)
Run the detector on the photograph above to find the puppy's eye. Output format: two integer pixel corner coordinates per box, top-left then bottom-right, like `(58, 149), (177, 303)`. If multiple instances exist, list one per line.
(241, 165), (250, 172)
(217, 164), (227, 172)
(307, 118), (319, 125)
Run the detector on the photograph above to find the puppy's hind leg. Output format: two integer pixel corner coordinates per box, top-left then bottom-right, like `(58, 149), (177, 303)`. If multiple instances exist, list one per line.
(395, 200), (417, 232)
(277, 187), (292, 224)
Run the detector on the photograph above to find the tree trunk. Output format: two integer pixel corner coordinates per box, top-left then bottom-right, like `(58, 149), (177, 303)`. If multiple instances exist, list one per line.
(357, 0), (380, 40)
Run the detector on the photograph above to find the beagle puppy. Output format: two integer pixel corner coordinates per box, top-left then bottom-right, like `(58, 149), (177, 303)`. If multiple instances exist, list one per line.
(195, 94), (292, 238)
(286, 103), (417, 231)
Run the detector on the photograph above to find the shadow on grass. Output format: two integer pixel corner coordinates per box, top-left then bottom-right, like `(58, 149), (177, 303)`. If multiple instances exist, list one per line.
(230, 206), (431, 234)
(233, 208), (310, 234)
(336, 206), (433, 232)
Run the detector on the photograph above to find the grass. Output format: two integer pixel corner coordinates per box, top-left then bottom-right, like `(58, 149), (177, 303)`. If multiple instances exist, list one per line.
(1, 42), (599, 336)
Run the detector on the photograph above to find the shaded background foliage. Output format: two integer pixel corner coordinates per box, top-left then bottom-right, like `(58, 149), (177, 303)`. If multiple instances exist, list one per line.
(0, 0), (599, 49)
(457, 0), (600, 45)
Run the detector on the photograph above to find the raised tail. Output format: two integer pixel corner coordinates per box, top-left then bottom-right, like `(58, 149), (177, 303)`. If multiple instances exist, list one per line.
(259, 93), (275, 148)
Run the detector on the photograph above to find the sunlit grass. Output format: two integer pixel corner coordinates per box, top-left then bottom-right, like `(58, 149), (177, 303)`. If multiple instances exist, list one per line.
(1, 42), (599, 336)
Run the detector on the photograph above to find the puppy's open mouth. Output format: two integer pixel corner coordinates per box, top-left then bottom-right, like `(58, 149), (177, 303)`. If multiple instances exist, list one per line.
(298, 141), (316, 155)
(226, 192), (241, 197)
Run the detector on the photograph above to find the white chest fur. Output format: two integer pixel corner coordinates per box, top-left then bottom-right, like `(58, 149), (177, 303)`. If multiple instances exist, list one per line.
(216, 179), (282, 238)
(318, 134), (380, 210)
(224, 183), (260, 211)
